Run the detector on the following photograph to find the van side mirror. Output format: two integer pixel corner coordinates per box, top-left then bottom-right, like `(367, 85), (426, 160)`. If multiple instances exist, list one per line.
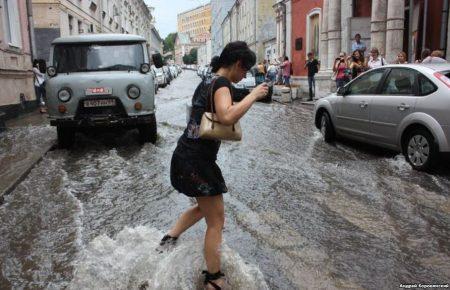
(337, 86), (347, 96)
(152, 53), (164, 68)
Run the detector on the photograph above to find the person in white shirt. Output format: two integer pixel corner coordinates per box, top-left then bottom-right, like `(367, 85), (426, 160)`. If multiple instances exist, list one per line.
(367, 47), (386, 69)
(32, 59), (47, 113)
(421, 50), (447, 63)
(351, 34), (367, 53)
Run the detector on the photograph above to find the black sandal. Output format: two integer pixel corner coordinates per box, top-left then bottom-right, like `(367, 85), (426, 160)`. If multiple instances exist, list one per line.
(159, 234), (178, 246)
(202, 270), (225, 290)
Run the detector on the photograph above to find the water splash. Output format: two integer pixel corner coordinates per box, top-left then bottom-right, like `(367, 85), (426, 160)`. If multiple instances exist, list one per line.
(69, 226), (269, 290)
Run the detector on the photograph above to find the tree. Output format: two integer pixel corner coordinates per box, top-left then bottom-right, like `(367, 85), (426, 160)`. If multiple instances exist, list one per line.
(183, 48), (198, 65)
(163, 32), (177, 54)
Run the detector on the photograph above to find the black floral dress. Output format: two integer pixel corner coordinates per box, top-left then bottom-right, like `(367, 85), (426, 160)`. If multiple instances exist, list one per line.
(170, 76), (232, 197)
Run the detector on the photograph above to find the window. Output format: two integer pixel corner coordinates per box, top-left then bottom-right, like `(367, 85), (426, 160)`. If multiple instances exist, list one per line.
(381, 68), (417, 95)
(418, 73), (437, 95)
(2, 0), (22, 47)
(353, 0), (372, 17)
(306, 9), (320, 57)
(348, 69), (386, 95)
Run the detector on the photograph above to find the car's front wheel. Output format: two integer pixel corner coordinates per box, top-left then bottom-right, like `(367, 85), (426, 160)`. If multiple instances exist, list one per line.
(404, 128), (438, 171)
(138, 115), (157, 144)
(57, 126), (75, 149)
(320, 112), (335, 143)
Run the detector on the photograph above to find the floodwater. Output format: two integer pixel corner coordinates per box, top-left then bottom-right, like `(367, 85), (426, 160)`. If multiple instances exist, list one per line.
(0, 71), (449, 289)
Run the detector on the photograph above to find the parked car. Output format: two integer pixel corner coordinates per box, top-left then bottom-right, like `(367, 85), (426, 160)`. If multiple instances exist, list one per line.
(150, 65), (159, 94)
(154, 67), (167, 88)
(314, 64), (450, 171)
(162, 66), (172, 84)
(169, 65), (178, 78)
(46, 34), (163, 147)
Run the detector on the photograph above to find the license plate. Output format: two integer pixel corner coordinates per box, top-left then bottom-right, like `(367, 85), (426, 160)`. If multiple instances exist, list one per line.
(85, 87), (112, 96)
(84, 99), (116, 108)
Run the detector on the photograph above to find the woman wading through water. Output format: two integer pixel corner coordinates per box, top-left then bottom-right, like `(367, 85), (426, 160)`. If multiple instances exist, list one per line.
(160, 41), (269, 289)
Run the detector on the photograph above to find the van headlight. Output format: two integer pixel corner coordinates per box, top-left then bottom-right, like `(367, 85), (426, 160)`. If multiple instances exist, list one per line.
(58, 88), (72, 102)
(127, 85), (141, 99)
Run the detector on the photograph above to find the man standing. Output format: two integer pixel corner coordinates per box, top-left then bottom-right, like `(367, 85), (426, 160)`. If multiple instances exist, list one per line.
(304, 52), (320, 101)
(351, 34), (366, 53)
(279, 56), (292, 86)
(367, 47), (386, 69)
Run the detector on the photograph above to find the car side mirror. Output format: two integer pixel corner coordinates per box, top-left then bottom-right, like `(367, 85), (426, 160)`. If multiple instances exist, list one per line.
(337, 86), (347, 96)
(152, 53), (163, 68)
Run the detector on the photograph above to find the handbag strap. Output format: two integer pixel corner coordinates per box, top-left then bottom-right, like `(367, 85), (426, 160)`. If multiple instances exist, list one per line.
(208, 77), (235, 131)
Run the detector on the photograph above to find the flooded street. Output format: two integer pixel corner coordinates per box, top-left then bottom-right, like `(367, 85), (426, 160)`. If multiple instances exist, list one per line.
(1, 70), (449, 289)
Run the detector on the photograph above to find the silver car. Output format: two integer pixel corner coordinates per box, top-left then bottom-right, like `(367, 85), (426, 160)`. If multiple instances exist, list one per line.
(314, 64), (450, 171)
(46, 34), (163, 148)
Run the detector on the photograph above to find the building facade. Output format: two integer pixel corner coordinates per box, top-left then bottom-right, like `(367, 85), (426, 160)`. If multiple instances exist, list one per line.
(32, 0), (157, 61)
(0, 0), (36, 118)
(220, 0), (277, 62)
(211, 0), (235, 56)
(174, 32), (201, 65)
(291, 0), (450, 99)
(197, 39), (212, 67)
(273, 0), (292, 61)
(177, 4), (211, 43)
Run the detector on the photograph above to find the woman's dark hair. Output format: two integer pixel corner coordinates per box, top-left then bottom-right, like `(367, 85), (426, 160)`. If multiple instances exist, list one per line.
(421, 48), (431, 60)
(210, 56), (220, 73)
(352, 49), (364, 62)
(33, 59), (39, 67)
(284, 56), (289, 61)
(212, 41), (256, 72)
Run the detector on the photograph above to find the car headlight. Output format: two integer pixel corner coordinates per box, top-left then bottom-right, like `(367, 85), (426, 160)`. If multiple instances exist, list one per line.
(58, 88), (71, 102)
(47, 66), (57, 77)
(140, 63), (150, 74)
(127, 85), (140, 99)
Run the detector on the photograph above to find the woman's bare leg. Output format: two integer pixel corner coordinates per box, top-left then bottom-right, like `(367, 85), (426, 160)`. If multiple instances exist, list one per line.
(196, 195), (226, 288)
(167, 205), (204, 237)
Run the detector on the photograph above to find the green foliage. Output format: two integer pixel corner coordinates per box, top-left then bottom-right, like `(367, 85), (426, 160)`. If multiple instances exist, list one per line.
(163, 33), (177, 54)
(183, 48), (198, 65)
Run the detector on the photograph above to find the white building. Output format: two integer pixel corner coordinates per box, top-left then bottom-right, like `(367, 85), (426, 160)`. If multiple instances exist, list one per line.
(211, 0), (235, 56)
(32, 0), (159, 61)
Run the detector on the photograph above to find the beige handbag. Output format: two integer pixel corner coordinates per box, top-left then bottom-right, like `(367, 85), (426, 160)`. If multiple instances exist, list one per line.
(199, 78), (242, 141)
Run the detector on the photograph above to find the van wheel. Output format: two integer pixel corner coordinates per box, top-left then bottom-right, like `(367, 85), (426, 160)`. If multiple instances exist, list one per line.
(138, 115), (157, 144)
(57, 126), (75, 149)
(403, 128), (438, 171)
(320, 112), (335, 143)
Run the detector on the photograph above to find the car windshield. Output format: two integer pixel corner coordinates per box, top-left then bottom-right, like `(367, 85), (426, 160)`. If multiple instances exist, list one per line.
(53, 42), (144, 73)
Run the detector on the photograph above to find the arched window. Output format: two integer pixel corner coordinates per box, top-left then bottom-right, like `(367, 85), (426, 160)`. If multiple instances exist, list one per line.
(306, 8), (321, 57)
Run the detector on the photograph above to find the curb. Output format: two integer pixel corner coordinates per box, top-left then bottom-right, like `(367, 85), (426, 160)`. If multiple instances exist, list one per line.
(0, 140), (56, 205)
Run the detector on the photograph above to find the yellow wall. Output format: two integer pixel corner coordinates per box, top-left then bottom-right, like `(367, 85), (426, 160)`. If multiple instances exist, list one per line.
(177, 4), (211, 43)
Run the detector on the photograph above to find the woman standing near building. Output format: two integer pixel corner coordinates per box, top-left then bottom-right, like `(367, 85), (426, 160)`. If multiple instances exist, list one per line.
(395, 52), (408, 64)
(32, 59), (46, 113)
(161, 41), (269, 290)
(349, 50), (366, 79)
(333, 52), (350, 88)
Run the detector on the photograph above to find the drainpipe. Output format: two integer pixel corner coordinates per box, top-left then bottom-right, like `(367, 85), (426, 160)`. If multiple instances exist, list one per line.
(26, 0), (36, 61)
(422, 0), (428, 50)
(281, 1), (287, 58)
(440, 0), (449, 51)
(99, 0), (103, 33)
(408, 0), (414, 62)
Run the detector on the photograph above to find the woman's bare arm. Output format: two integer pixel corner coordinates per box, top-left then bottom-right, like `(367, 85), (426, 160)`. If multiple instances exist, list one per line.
(213, 84), (268, 126)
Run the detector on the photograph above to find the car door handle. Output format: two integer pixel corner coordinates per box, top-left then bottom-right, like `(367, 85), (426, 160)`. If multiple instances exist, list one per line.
(398, 103), (410, 111)
(359, 101), (368, 108)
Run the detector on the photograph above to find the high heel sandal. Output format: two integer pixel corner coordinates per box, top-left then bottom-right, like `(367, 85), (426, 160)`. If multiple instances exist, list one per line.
(202, 270), (226, 290)
(156, 234), (178, 253)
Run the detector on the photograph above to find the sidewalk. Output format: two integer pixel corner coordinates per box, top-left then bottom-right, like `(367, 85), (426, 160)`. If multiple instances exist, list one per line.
(0, 110), (56, 204)
(272, 85), (316, 106)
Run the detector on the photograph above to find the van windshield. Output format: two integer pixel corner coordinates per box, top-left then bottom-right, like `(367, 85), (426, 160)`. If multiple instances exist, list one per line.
(53, 42), (144, 73)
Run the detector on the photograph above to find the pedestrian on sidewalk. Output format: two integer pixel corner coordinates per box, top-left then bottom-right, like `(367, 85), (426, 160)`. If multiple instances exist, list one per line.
(162, 41), (269, 290)
(349, 49), (366, 79)
(304, 52), (320, 101)
(32, 59), (47, 113)
(333, 52), (350, 89)
(394, 52), (408, 64)
(279, 56), (292, 87)
(266, 60), (278, 83)
(351, 33), (367, 54)
(367, 47), (386, 69)
(421, 50), (447, 63)
(415, 48), (431, 63)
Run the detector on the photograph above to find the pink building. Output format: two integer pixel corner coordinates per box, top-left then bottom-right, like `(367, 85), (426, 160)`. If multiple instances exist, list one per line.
(0, 0), (36, 119)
